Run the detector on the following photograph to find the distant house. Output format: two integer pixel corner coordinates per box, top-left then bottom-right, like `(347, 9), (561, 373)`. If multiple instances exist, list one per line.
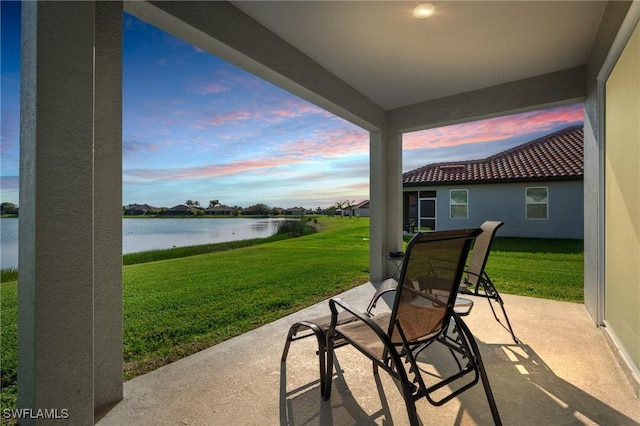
(402, 126), (584, 239)
(352, 200), (370, 217)
(205, 204), (236, 216)
(284, 207), (306, 216)
(123, 203), (160, 216)
(165, 204), (202, 216)
(242, 206), (269, 216)
(0, 203), (19, 215)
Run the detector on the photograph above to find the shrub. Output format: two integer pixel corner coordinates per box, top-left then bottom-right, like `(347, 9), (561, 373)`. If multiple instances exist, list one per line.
(0, 268), (17, 282)
(275, 219), (317, 237)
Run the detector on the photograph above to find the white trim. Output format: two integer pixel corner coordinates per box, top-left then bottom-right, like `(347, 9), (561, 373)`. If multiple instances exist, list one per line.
(449, 188), (468, 219)
(418, 194), (437, 231)
(525, 186), (549, 220)
(603, 321), (640, 394)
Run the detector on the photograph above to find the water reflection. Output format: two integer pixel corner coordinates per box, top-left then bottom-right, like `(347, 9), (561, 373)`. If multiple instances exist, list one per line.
(0, 217), (295, 269)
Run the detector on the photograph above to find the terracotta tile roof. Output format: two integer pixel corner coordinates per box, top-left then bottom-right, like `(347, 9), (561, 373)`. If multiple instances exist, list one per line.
(403, 126), (583, 186)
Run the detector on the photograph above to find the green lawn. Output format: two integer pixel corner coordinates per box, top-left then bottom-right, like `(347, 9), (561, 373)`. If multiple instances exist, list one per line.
(487, 237), (584, 301)
(121, 217), (370, 378)
(1, 217), (583, 409)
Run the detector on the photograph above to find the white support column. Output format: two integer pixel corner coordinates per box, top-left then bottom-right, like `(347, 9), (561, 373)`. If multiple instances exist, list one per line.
(369, 131), (386, 282)
(94, 1), (123, 414)
(369, 130), (403, 283)
(19, 2), (123, 423)
(385, 131), (404, 258)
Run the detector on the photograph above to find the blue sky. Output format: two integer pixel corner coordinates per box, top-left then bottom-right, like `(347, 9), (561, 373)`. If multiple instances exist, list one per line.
(1, 3), (583, 209)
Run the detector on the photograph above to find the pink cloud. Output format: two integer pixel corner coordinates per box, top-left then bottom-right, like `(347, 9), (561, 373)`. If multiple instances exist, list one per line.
(210, 109), (256, 126)
(278, 128), (369, 159)
(123, 140), (161, 157)
(209, 99), (333, 126)
(124, 157), (305, 183)
(197, 83), (230, 95)
(403, 104), (583, 150)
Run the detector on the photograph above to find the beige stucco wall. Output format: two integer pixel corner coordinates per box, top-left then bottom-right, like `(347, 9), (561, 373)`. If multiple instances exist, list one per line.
(605, 19), (640, 370)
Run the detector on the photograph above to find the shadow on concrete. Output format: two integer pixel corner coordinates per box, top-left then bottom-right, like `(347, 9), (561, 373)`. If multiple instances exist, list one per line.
(280, 357), (394, 425)
(458, 341), (640, 425)
(280, 335), (640, 425)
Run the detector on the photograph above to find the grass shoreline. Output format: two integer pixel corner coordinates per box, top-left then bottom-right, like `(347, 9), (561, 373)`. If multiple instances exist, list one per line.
(1, 217), (321, 279)
(1, 218), (583, 412)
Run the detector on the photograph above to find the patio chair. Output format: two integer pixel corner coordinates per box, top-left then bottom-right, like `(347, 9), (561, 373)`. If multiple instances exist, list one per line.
(457, 221), (519, 343)
(324, 229), (502, 425)
(281, 233), (471, 399)
(371, 221), (518, 343)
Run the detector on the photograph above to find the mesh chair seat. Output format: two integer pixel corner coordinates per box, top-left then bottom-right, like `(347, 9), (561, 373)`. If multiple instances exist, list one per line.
(282, 229), (503, 425)
(324, 229), (502, 425)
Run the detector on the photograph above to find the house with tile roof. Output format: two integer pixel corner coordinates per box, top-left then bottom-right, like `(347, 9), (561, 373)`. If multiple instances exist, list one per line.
(353, 200), (370, 217)
(284, 207), (307, 216)
(165, 204), (203, 216)
(403, 126), (584, 238)
(205, 204), (237, 216)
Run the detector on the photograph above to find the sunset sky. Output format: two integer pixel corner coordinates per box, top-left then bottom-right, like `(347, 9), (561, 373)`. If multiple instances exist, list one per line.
(0, 3), (584, 209)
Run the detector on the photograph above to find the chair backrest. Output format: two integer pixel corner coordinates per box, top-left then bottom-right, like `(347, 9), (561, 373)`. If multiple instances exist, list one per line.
(389, 228), (480, 344)
(465, 221), (504, 287)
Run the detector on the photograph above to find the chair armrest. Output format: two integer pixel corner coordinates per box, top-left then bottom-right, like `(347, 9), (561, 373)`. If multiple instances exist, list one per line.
(366, 278), (398, 314)
(461, 270), (491, 294)
(463, 270), (482, 281)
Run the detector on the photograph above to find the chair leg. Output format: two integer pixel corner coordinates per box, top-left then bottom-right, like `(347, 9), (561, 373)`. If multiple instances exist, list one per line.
(401, 387), (420, 426)
(324, 331), (336, 400)
(480, 278), (519, 344)
(282, 321), (328, 397)
(488, 295), (519, 344)
(281, 324), (300, 362)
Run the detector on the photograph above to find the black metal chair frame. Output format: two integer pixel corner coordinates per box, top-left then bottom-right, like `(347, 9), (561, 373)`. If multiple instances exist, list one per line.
(281, 320), (328, 396)
(322, 229), (501, 425)
(458, 221), (519, 344)
(376, 221), (519, 344)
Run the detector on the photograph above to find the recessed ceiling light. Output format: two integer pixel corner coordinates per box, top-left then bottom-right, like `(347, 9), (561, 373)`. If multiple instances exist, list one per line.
(413, 3), (435, 19)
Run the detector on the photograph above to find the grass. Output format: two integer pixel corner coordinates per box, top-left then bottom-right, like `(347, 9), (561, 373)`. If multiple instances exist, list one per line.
(0, 269), (17, 283)
(122, 217), (367, 378)
(0, 217), (583, 409)
(0, 281), (17, 413)
(401, 234), (584, 302)
(487, 237), (584, 301)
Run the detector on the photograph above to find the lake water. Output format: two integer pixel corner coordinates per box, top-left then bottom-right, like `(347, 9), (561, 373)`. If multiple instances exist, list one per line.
(0, 217), (292, 269)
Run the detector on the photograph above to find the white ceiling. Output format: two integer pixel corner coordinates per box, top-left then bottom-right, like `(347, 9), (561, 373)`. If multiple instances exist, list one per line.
(233, 1), (606, 110)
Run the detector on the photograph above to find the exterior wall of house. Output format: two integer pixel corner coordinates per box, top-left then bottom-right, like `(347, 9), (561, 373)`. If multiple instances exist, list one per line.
(604, 15), (640, 377)
(404, 180), (584, 239)
(583, 0), (633, 328)
(583, 0), (640, 389)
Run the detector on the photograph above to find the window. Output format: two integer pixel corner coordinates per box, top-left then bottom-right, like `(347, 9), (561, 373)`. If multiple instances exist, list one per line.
(526, 187), (548, 219)
(450, 189), (468, 219)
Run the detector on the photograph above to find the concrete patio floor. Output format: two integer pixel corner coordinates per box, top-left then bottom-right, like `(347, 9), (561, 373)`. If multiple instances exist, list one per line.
(97, 282), (640, 425)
